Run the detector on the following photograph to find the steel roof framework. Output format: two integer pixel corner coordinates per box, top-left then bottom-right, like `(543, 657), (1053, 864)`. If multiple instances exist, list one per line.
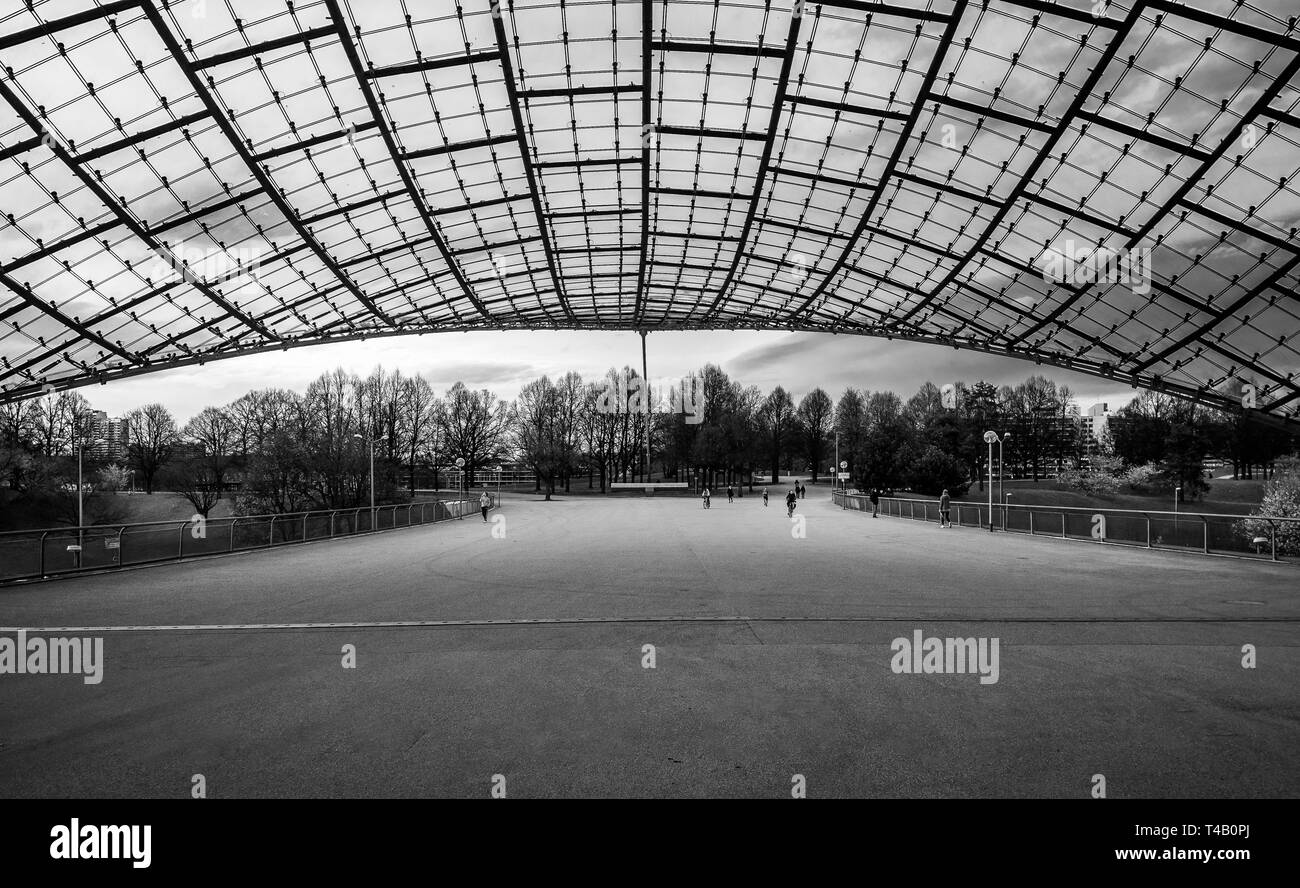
(0, 0), (1297, 426)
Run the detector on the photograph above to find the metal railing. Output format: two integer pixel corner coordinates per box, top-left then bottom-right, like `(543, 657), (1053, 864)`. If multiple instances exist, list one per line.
(0, 495), (496, 584)
(831, 491), (1297, 562)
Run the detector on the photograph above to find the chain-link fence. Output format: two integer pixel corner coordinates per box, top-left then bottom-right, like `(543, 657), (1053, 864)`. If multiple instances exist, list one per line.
(0, 495), (495, 584)
(830, 491), (1296, 562)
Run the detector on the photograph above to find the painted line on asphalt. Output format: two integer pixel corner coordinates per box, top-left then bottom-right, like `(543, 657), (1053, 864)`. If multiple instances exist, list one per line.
(1, 615), (1297, 633)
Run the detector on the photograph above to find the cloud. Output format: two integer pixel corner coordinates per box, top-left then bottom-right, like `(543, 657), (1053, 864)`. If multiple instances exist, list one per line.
(77, 329), (1139, 424)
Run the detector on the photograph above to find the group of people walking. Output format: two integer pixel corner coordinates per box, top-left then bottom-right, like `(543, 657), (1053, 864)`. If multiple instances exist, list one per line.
(701, 482), (808, 514)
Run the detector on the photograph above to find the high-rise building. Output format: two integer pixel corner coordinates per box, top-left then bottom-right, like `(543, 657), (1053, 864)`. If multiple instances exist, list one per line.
(1081, 403), (1110, 445)
(88, 411), (129, 461)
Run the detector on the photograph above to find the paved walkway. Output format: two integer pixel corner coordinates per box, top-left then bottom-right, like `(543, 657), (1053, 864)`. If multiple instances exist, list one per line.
(1, 494), (1295, 797)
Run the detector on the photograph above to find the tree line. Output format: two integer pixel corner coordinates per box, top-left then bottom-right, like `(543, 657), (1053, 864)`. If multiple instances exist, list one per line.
(1, 363), (1295, 529)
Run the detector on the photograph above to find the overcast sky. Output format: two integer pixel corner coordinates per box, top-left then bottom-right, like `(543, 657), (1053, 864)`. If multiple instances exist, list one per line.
(78, 330), (1138, 423)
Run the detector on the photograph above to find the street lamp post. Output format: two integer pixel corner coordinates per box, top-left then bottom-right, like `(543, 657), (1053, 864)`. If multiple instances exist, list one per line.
(74, 417), (84, 568)
(352, 433), (388, 530)
(983, 430), (1010, 532)
(834, 431), (840, 506)
(999, 433), (1011, 529)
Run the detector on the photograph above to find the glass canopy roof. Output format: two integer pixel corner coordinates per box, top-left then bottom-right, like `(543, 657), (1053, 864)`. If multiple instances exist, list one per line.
(1, 0), (1298, 424)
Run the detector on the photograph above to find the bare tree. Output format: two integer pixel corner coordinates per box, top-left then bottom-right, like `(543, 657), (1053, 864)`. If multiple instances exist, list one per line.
(183, 406), (237, 494)
(758, 386), (795, 483)
(443, 382), (509, 495)
(125, 403), (179, 493)
(514, 376), (571, 500)
(396, 375), (439, 491)
(798, 388), (833, 482)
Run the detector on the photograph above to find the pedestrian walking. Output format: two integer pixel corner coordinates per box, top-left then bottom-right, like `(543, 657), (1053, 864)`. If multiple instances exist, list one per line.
(786, 488), (797, 517)
(939, 489), (951, 528)
(762, 487), (769, 507)
(869, 489), (880, 518)
(702, 487), (711, 509)
(479, 490), (491, 522)
(727, 485), (734, 503)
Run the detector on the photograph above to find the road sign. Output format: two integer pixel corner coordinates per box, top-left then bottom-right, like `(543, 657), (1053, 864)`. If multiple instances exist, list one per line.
(65, 544), (82, 552)
(836, 472), (850, 480)
(454, 457), (465, 468)
(839, 460), (847, 469)
(105, 539), (120, 550)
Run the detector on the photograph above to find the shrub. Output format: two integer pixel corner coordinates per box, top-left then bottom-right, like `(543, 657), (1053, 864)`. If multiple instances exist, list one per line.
(1238, 457), (1300, 555)
(1058, 458), (1120, 495)
(904, 445), (971, 496)
(1120, 462), (1160, 492)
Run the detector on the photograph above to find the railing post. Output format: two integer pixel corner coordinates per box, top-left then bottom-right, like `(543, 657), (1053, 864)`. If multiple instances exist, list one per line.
(1202, 518), (1209, 555)
(1029, 511), (1034, 535)
(1145, 515), (1151, 548)
(116, 526), (126, 568)
(269, 516), (276, 547)
(39, 530), (48, 577)
(178, 521), (186, 560)
(303, 513), (308, 542)
(230, 517), (238, 552)
(1271, 522), (1277, 562)
(330, 511), (335, 538)
(1061, 513), (1066, 538)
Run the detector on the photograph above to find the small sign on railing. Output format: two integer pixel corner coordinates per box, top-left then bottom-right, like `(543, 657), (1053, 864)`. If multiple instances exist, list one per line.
(105, 539), (120, 550)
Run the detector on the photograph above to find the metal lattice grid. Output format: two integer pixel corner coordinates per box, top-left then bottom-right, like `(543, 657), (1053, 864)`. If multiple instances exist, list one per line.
(1, 0), (1298, 426)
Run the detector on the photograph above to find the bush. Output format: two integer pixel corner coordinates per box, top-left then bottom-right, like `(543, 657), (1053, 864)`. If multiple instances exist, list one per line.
(1120, 462), (1160, 492)
(904, 446), (971, 496)
(1058, 459), (1121, 495)
(1238, 457), (1300, 555)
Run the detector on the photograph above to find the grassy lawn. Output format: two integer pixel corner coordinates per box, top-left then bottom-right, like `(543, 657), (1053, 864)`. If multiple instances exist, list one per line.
(955, 477), (1266, 515)
(108, 491), (237, 524)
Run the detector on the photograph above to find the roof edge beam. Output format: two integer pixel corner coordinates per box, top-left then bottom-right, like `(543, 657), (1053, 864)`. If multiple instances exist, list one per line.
(253, 120), (378, 162)
(999, 0), (1122, 29)
(786, 94), (909, 122)
(1146, 0), (1300, 53)
(817, 1), (951, 23)
(927, 93), (1053, 132)
(363, 50), (500, 79)
(523, 83), (642, 99)
(0, 0), (141, 52)
(657, 125), (767, 140)
(1076, 108), (1213, 161)
(402, 132), (515, 161)
(652, 39), (787, 59)
(192, 25), (336, 69)
(74, 110), (211, 163)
